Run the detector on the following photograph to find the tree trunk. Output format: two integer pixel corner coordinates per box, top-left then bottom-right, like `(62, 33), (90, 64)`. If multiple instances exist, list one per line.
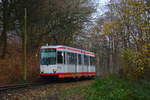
(0, 0), (8, 58)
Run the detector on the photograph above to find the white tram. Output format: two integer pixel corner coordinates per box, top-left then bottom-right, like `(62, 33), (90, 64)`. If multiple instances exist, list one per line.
(39, 45), (96, 78)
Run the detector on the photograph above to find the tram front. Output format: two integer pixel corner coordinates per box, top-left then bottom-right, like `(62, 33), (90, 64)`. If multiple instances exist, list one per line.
(40, 48), (58, 74)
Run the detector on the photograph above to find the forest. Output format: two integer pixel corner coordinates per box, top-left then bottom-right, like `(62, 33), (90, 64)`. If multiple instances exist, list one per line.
(0, 0), (150, 85)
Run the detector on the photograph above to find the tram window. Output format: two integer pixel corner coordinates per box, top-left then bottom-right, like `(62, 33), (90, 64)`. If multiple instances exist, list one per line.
(78, 54), (82, 65)
(68, 53), (77, 65)
(67, 53), (72, 64)
(74, 53), (77, 64)
(84, 55), (89, 65)
(57, 51), (63, 64)
(87, 56), (90, 65)
(90, 57), (95, 66)
(40, 49), (56, 65)
(64, 52), (66, 64)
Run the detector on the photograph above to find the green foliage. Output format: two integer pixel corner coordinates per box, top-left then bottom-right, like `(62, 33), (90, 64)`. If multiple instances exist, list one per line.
(60, 76), (150, 100)
(87, 76), (150, 100)
(121, 43), (150, 80)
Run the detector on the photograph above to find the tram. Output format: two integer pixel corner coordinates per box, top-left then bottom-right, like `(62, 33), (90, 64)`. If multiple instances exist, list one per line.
(39, 45), (96, 78)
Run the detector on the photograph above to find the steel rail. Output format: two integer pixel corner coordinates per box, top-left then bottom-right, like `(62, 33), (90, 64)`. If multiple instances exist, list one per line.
(0, 78), (93, 92)
(0, 81), (50, 91)
(0, 83), (31, 91)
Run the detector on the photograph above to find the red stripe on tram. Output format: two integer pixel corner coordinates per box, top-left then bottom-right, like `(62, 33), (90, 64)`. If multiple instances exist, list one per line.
(39, 72), (96, 77)
(56, 47), (95, 56)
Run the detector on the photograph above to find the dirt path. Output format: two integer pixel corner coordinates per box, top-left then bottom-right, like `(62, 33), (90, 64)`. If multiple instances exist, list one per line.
(0, 79), (94, 100)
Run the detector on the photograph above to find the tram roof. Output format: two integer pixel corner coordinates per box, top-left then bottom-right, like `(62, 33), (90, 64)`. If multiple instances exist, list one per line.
(41, 45), (95, 56)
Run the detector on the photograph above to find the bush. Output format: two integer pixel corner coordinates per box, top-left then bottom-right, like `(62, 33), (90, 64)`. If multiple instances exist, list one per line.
(60, 76), (150, 100)
(87, 76), (150, 100)
(121, 43), (150, 81)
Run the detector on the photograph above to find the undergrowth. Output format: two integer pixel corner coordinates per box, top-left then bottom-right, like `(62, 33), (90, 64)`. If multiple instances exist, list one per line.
(60, 76), (150, 100)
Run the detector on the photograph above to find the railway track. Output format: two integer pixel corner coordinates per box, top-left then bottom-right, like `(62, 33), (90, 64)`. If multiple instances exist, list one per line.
(0, 78), (93, 92)
(0, 83), (31, 91)
(0, 79), (94, 100)
(0, 81), (51, 91)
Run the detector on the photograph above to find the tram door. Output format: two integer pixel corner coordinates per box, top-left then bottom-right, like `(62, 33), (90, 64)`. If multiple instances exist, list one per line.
(84, 55), (89, 72)
(77, 54), (82, 72)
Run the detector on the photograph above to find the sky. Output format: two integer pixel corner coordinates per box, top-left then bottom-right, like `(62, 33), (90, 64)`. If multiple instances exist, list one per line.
(99, 0), (110, 5)
(92, 0), (110, 19)
(97, 0), (110, 14)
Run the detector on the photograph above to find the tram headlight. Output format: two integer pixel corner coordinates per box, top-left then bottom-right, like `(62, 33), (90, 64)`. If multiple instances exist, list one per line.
(53, 69), (57, 73)
(40, 69), (44, 73)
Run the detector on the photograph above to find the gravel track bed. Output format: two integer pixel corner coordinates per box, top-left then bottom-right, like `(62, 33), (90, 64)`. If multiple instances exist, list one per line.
(0, 79), (94, 100)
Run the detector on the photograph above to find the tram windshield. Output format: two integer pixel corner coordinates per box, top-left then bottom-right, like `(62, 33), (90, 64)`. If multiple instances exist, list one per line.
(40, 48), (56, 65)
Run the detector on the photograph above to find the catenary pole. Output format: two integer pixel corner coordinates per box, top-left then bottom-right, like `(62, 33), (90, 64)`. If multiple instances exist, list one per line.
(23, 8), (27, 81)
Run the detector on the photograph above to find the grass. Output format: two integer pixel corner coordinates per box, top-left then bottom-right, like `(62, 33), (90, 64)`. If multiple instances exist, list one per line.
(60, 76), (150, 100)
